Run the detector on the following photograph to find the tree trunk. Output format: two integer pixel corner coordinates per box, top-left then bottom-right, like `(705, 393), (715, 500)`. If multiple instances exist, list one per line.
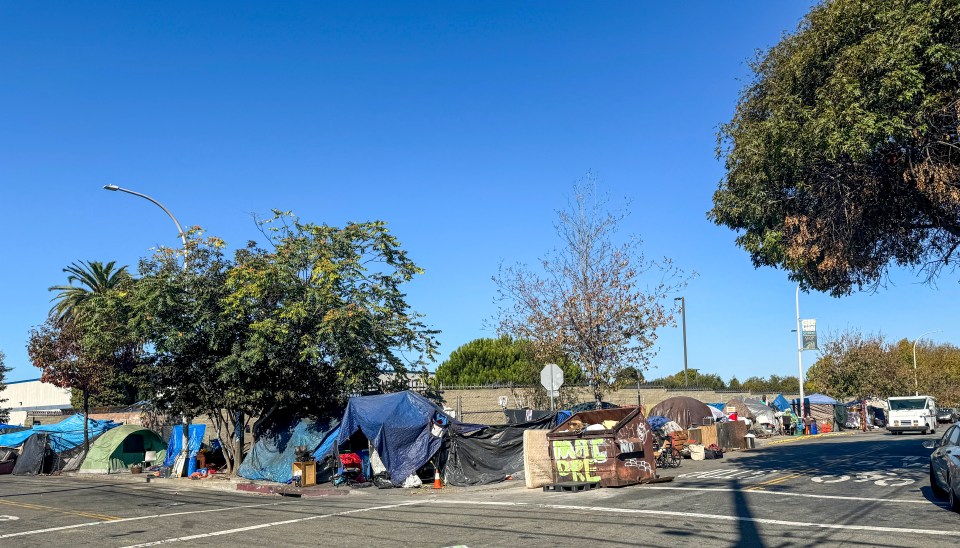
(233, 411), (244, 477)
(82, 388), (90, 455)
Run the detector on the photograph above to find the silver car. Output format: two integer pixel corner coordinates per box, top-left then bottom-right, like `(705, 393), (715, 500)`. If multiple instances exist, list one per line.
(925, 424), (960, 512)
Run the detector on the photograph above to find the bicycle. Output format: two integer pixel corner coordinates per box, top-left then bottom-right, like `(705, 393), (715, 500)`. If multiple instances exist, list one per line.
(654, 432), (682, 469)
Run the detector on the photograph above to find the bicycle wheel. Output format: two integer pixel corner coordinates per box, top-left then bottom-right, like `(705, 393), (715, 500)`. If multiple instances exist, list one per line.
(670, 448), (682, 468)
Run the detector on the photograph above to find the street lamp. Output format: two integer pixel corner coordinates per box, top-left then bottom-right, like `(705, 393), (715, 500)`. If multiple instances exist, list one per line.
(103, 185), (187, 252)
(102, 184), (191, 475)
(674, 296), (688, 388)
(913, 330), (941, 397)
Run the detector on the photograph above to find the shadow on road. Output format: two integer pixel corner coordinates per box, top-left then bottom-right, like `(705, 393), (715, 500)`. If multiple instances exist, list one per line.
(730, 478), (764, 547)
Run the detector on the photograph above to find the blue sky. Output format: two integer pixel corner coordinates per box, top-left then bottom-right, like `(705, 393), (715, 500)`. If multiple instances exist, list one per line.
(2, 2), (955, 385)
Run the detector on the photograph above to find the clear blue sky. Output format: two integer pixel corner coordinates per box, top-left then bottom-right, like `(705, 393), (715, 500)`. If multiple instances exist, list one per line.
(2, 2), (955, 384)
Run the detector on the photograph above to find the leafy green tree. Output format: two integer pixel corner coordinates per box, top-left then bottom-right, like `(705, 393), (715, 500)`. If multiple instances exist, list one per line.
(0, 350), (10, 423)
(495, 175), (688, 404)
(710, 0), (960, 295)
(435, 337), (581, 386)
(806, 330), (905, 400)
(650, 369), (726, 390)
(727, 376), (741, 391)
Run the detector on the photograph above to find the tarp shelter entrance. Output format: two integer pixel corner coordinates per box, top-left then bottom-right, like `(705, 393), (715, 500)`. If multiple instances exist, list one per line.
(239, 417), (340, 484)
(440, 414), (555, 486)
(162, 424), (206, 467)
(79, 425), (166, 474)
(337, 391), (483, 483)
(649, 396), (713, 428)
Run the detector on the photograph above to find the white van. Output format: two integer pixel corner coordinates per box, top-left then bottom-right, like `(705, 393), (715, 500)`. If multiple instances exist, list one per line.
(887, 396), (937, 434)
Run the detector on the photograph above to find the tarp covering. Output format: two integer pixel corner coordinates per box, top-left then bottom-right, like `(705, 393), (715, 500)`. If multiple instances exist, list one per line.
(0, 414), (120, 451)
(646, 415), (670, 430)
(771, 394), (791, 412)
(162, 424), (206, 467)
(440, 415), (554, 486)
(337, 391), (483, 483)
(80, 425), (167, 474)
(726, 398), (777, 425)
(792, 393), (839, 405)
(238, 417), (340, 484)
(649, 397), (713, 428)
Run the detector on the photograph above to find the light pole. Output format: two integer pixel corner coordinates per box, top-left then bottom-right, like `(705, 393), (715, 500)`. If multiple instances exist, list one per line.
(913, 330), (941, 397)
(103, 184), (191, 476)
(674, 296), (688, 388)
(795, 284), (806, 419)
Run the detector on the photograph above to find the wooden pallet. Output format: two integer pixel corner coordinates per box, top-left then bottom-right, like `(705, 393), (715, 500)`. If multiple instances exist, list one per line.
(542, 481), (600, 493)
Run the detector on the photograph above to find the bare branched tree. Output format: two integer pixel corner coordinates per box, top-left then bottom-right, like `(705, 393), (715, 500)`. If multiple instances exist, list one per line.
(494, 174), (690, 404)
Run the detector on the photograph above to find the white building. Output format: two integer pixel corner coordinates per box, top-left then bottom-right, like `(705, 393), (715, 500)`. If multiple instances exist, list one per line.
(1, 379), (73, 426)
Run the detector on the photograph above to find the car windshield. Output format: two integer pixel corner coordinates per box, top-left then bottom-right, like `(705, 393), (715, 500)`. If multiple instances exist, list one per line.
(890, 398), (926, 411)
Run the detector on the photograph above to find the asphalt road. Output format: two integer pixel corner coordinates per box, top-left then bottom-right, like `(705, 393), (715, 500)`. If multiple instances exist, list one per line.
(1, 430), (958, 547)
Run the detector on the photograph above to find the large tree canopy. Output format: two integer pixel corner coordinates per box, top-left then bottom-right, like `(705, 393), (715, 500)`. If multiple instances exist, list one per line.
(710, 0), (960, 295)
(434, 336), (581, 386)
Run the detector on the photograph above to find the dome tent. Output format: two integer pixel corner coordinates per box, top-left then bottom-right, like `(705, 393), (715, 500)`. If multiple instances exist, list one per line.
(649, 396), (713, 428)
(79, 425), (166, 474)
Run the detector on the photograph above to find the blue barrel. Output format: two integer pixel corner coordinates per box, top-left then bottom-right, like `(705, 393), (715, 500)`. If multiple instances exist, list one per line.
(810, 422), (818, 435)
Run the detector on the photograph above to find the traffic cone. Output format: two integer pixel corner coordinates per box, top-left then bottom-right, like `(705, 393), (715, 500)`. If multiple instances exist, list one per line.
(433, 468), (443, 489)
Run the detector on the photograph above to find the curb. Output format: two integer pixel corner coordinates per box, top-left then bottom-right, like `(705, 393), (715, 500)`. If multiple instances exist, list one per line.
(764, 430), (858, 447)
(235, 483), (350, 497)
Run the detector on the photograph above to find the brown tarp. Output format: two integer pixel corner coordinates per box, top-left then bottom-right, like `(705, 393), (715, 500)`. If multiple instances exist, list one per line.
(649, 396), (713, 429)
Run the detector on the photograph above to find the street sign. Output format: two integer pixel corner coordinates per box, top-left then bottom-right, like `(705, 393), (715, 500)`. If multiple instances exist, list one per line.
(540, 363), (564, 412)
(802, 319), (817, 350)
(540, 363), (564, 392)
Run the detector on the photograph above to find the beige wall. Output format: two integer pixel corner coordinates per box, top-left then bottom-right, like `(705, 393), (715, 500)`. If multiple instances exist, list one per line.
(441, 386), (800, 425)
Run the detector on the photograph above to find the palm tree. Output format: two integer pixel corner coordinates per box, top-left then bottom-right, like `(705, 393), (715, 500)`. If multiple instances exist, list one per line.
(49, 260), (130, 322)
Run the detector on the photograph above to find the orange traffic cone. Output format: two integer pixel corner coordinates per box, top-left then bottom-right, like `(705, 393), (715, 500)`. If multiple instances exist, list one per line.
(433, 468), (443, 489)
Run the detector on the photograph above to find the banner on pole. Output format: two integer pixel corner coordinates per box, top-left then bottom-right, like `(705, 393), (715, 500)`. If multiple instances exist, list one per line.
(802, 319), (817, 350)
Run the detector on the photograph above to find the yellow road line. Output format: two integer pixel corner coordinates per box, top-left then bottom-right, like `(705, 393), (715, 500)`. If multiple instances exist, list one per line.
(745, 472), (804, 491)
(0, 499), (120, 521)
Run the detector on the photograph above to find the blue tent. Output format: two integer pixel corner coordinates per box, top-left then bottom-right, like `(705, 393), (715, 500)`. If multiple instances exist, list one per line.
(238, 418), (339, 484)
(0, 414), (120, 452)
(337, 391), (482, 483)
(771, 394), (791, 412)
(791, 393), (839, 406)
(162, 424), (206, 467)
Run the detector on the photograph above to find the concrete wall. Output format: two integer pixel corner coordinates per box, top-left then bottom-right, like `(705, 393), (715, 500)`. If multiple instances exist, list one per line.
(441, 385), (800, 424)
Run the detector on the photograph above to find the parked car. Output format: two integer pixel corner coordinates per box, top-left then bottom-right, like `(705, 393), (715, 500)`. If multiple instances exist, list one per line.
(925, 424), (960, 512)
(937, 408), (958, 424)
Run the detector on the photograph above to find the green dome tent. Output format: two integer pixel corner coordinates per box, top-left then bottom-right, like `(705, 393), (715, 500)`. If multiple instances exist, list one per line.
(79, 425), (166, 474)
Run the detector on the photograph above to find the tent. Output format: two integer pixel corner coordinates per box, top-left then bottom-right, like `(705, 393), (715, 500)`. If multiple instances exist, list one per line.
(238, 417), (340, 484)
(337, 391), (483, 483)
(726, 398), (777, 426)
(792, 393), (842, 426)
(79, 425), (166, 474)
(649, 396), (713, 428)
(440, 415), (554, 487)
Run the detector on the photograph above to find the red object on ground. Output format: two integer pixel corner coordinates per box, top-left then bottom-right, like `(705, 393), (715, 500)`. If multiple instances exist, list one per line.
(339, 453), (361, 467)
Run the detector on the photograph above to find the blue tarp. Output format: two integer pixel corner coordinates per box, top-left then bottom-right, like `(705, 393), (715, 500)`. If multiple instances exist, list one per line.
(162, 424), (206, 467)
(646, 415), (670, 430)
(337, 391), (482, 483)
(791, 393), (839, 405)
(0, 414), (120, 452)
(771, 394), (791, 411)
(237, 417), (339, 484)
(706, 403), (726, 410)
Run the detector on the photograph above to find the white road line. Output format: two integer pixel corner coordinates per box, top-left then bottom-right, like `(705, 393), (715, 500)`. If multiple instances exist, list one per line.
(0, 501), (294, 539)
(641, 485), (948, 505)
(437, 501), (960, 537)
(120, 501), (425, 547)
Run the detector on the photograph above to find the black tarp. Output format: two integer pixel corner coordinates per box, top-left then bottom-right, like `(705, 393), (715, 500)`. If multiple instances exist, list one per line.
(503, 409), (553, 425)
(440, 415), (554, 487)
(12, 433), (50, 475)
(11, 432), (89, 475)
